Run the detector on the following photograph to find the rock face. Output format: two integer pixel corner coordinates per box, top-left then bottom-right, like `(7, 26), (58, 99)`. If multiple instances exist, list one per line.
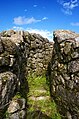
(47, 30), (79, 119)
(0, 30), (28, 119)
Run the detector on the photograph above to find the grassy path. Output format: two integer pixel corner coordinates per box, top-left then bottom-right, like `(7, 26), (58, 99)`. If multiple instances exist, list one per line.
(27, 75), (61, 119)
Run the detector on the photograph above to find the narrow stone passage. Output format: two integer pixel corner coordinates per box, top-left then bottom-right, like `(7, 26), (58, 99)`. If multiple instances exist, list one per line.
(27, 75), (61, 119)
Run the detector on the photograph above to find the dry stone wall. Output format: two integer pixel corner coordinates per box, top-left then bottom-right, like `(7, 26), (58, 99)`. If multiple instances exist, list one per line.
(2, 29), (79, 119)
(0, 30), (53, 118)
(0, 30), (53, 75)
(0, 30), (28, 119)
(26, 32), (53, 75)
(47, 30), (79, 119)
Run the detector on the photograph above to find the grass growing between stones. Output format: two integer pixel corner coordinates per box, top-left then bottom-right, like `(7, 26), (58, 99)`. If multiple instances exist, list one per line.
(27, 74), (61, 119)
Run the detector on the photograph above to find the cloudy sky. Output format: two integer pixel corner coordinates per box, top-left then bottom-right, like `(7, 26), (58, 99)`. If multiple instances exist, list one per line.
(0, 0), (79, 41)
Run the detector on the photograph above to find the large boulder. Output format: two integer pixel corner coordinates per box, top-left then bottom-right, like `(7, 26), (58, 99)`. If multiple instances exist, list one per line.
(47, 30), (79, 119)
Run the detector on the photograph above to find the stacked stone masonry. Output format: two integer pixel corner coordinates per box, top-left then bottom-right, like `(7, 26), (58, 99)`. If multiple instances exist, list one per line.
(0, 30), (53, 75)
(0, 30), (53, 118)
(25, 32), (53, 75)
(0, 30), (28, 119)
(47, 30), (79, 119)
(2, 29), (79, 119)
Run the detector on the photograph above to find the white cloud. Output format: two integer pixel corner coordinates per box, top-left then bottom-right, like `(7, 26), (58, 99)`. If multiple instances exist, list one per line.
(26, 28), (53, 41)
(71, 22), (79, 26)
(13, 16), (41, 25)
(57, 0), (79, 15)
(63, 1), (78, 9)
(13, 16), (48, 25)
(62, 8), (72, 15)
(42, 17), (48, 20)
(71, 0), (78, 4)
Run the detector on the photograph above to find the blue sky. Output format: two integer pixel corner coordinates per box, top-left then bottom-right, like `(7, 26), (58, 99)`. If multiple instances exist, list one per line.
(0, 0), (79, 41)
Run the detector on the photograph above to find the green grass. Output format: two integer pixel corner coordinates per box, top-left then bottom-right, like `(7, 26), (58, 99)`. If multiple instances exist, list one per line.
(27, 74), (61, 119)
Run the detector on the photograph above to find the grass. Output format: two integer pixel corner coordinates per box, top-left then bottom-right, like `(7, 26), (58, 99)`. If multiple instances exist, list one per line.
(27, 74), (61, 119)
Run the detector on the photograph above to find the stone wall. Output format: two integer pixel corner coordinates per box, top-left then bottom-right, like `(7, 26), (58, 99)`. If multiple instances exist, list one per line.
(47, 30), (79, 119)
(0, 30), (53, 118)
(26, 32), (53, 75)
(0, 30), (53, 75)
(0, 30), (28, 119)
(2, 29), (79, 119)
